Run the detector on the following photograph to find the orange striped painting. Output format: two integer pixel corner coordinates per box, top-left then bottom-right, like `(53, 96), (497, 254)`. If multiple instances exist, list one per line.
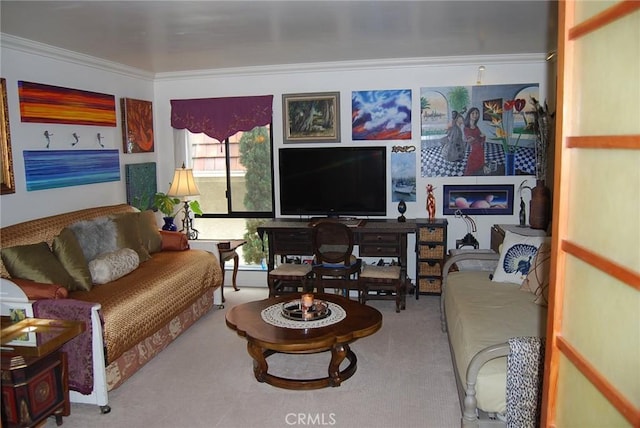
(18, 81), (116, 126)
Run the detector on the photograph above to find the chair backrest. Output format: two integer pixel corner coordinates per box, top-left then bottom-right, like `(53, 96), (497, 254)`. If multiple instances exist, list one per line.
(312, 221), (355, 266)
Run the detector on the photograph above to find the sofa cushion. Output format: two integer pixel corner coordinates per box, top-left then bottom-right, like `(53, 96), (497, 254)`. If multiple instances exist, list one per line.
(160, 230), (190, 251)
(492, 231), (549, 285)
(88, 248), (140, 285)
(10, 278), (69, 300)
(139, 210), (162, 254)
(52, 227), (93, 291)
(69, 216), (119, 261)
(520, 242), (551, 298)
(111, 212), (151, 262)
(1, 242), (75, 289)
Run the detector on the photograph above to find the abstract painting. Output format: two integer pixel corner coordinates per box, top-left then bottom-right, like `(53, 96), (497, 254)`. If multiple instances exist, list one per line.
(24, 150), (120, 191)
(125, 162), (157, 210)
(121, 98), (154, 153)
(352, 89), (411, 140)
(18, 81), (116, 126)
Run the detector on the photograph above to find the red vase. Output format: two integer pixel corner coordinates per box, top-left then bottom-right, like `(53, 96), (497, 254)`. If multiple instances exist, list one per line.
(529, 180), (551, 230)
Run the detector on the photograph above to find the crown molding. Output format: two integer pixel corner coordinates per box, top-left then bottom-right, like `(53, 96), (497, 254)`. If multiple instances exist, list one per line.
(0, 33), (154, 81)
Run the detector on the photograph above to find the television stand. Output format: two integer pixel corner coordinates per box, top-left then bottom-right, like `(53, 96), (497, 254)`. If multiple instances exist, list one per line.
(308, 217), (365, 228)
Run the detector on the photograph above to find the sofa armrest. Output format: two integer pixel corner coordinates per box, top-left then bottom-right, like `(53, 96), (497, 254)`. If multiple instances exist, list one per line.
(441, 252), (500, 332)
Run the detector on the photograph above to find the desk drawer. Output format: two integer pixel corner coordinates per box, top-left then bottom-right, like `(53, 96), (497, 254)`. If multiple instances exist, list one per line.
(359, 244), (401, 257)
(270, 231), (313, 254)
(359, 233), (401, 244)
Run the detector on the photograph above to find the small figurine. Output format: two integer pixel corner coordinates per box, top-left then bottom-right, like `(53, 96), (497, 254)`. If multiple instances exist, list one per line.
(44, 130), (53, 148)
(72, 132), (80, 146)
(426, 184), (436, 220)
(519, 197), (526, 227)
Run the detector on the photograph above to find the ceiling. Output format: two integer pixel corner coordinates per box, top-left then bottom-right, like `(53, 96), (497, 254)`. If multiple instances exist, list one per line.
(0, 1), (557, 74)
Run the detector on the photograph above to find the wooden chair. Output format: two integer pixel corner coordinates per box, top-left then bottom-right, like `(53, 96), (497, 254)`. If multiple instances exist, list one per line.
(267, 263), (314, 298)
(359, 264), (407, 313)
(310, 221), (362, 299)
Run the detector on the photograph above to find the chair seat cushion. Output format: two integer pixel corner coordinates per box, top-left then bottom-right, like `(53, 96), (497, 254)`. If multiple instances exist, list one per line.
(360, 264), (401, 279)
(269, 263), (312, 277)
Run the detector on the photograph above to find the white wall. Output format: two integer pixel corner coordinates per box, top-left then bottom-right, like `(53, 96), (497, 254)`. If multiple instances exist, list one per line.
(1, 37), (552, 285)
(0, 38), (155, 226)
(154, 55), (551, 252)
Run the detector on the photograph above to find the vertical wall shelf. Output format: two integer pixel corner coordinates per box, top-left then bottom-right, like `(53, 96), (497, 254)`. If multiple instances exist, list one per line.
(415, 218), (448, 297)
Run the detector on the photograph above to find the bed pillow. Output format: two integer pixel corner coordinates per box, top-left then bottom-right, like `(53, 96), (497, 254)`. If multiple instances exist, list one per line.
(88, 248), (140, 285)
(160, 230), (190, 251)
(492, 230), (549, 285)
(139, 210), (162, 254)
(52, 227), (93, 291)
(10, 278), (69, 300)
(520, 242), (551, 295)
(111, 212), (151, 262)
(1, 242), (75, 289)
(68, 216), (118, 262)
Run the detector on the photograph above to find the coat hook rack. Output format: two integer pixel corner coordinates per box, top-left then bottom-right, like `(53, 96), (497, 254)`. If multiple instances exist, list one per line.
(72, 132), (80, 146)
(44, 130), (53, 148)
(96, 133), (105, 147)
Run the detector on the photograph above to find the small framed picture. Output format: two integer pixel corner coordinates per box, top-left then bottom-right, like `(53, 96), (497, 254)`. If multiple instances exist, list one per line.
(443, 184), (514, 215)
(282, 92), (340, 143)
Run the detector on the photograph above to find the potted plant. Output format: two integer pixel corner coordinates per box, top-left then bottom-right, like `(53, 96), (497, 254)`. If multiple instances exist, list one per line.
(154, 192), (180, 231)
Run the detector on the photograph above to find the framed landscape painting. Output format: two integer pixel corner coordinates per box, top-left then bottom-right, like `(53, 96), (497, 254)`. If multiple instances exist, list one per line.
(282, 92), (340, 143)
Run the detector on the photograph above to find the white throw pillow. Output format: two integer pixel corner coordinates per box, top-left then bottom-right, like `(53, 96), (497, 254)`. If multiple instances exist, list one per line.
(492, 230), (549, 284)
(88, 248), (140, 284)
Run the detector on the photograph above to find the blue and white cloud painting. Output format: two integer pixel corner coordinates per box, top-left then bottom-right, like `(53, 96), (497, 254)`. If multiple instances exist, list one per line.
(352, 89), (412, 140)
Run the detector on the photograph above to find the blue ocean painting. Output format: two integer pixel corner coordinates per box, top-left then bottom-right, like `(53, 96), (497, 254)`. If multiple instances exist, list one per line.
(24, 150), (120, 191)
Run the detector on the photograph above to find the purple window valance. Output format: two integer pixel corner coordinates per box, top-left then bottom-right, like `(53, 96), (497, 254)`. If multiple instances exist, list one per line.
(170, 95), (273, 141)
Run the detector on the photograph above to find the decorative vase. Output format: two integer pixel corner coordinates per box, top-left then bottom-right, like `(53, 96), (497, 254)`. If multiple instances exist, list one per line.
(529, 180), (551, 230)
(505, 151), (516, 176)
(162, 216), (177, 231)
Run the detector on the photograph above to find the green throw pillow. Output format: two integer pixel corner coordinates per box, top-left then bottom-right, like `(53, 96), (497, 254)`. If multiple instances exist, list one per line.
(52, 228), (93, 291)
(138, 210), (162, 254)
(111, 212), (151, 262)
(1, 242), (75, 289)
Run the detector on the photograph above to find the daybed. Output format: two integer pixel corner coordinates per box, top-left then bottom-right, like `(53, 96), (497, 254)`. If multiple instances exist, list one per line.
(441, 232), (550, 427)
(0, 204), (223, 412)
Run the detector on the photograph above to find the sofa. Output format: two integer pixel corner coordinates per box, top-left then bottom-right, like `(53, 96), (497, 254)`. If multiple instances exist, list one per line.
(440, 231), (550, 427)
(0, 204), (223, 412)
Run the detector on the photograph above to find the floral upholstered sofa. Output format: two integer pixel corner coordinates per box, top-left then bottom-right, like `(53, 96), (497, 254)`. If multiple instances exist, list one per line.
(0, 204), (223, 412)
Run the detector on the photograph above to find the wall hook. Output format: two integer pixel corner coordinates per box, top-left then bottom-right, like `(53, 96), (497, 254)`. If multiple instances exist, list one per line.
(97, 133), (105, 148)
(72, 132), (80, 146)
(44, 130), (53, 148)
(476, 65), (485, 85)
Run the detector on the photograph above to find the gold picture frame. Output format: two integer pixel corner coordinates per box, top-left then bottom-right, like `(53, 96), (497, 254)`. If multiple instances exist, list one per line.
(1, 78), (15, 195)
(282, 92), (340, 143)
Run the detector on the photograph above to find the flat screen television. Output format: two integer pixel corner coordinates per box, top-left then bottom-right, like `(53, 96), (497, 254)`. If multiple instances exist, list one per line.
(279, 146), (387, 217)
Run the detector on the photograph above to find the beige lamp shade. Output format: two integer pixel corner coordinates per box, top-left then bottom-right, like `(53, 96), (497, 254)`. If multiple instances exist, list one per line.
(167, 164), (200, 198)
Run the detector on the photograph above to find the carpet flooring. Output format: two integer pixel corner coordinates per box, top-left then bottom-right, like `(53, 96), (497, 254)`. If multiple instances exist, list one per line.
(44, 287), (460, 428)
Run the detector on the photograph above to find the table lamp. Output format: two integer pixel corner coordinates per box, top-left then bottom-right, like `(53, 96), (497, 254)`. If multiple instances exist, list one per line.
(167, 163), (200, 240)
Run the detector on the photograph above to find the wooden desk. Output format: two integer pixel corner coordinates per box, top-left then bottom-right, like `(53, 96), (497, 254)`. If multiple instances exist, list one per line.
(257, 219), (416, 287)
(1, 317), (85, 427)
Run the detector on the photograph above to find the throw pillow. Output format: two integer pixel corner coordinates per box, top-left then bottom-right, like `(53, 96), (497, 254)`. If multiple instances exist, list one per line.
(68, 216), (118, 262)
(110, 212), (151, 262)
(88, 248), (140, 285)
(520, 242), (551, 296)
(52, 227), (93, 291)
(160, 231), (190, 251)
(139, 210), (162, 254)
(492, 230), (549, 285)
(10, 278), (69, 300)
(1, 242), (75, 289)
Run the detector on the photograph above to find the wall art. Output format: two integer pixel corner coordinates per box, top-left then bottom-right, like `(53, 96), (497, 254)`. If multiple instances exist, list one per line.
(24, 150), (120, 191)
(352, 89), (411, 140)
(391, 145), (416, 202)
(121, 98), (154, 153)
(442, 184), (514, 216)
(420, 83), (538, 177)
(125, 162), (157, 210)
(1, 78), (15, 194)
(282, 92), (340, 143)
(18, 81), (116, 126)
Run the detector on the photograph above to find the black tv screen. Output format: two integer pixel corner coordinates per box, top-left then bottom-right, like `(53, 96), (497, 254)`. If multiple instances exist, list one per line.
(279, 146), (387, 217)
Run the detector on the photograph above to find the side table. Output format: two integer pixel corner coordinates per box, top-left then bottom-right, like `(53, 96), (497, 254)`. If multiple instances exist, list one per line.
(1, 317), (85, 427)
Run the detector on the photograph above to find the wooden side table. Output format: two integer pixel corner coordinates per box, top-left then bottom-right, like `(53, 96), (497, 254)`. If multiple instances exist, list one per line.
(1, 317), (85, 427)
(217, 239), (247, 303)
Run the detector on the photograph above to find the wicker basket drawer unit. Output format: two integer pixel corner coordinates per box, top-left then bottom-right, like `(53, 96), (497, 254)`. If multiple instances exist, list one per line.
(415, 218), (448, 297)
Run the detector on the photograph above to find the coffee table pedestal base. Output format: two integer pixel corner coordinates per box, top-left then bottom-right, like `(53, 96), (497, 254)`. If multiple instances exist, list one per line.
(247, 341), (357, 390)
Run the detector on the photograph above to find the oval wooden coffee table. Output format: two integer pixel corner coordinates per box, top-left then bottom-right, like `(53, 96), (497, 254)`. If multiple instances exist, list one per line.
(226, 293), (382, 390)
